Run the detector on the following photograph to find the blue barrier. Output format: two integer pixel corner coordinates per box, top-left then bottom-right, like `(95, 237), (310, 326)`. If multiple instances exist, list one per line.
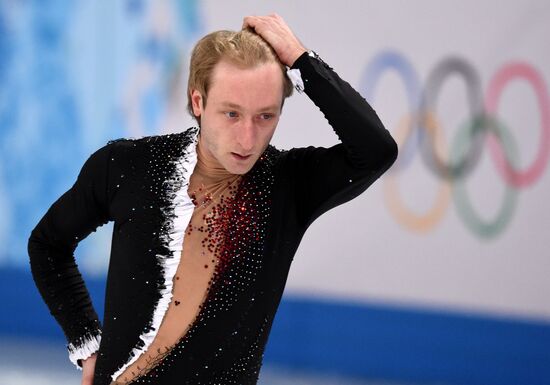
(2, 267), (549, 385)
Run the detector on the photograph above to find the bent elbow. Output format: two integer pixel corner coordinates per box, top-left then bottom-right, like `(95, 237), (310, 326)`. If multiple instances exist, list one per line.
(27, 225), (63, 269)
(28, 227), (47, 268)
(363, 130), (399, 173)
(385, 133), (399, 167)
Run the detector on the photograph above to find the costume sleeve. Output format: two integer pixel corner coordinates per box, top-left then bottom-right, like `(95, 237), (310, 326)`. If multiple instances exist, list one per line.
(27, 142), (114, 370)
(287, 51), (398, 228)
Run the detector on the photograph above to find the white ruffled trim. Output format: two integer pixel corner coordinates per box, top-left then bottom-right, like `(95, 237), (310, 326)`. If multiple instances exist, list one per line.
(110, 129), (200, 382)
(287, 68), (305, 93)
(68, 330), (102, 370)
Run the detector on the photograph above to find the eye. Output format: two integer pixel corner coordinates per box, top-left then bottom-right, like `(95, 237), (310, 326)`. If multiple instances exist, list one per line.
(225, 111), (239, 118)
(259, 113), (274, 120)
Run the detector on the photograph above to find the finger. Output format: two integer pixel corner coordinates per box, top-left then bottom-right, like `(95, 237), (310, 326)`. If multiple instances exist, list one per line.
(243, 15), (274, 32)
(242, 16), (259, 30)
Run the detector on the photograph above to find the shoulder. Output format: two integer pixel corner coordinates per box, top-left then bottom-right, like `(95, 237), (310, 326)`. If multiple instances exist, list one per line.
(262, 144), (285, 162)
(104, 127), (200, 162)
(250, 144), (340, 178)
(79, 127), (200, 181)
(270, 143), (345, 165)
(257, 143), (337, 170)
(107, 127), (199, 152)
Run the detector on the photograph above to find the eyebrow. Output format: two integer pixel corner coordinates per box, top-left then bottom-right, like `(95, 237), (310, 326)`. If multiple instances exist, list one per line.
(220, 102), (280, 112)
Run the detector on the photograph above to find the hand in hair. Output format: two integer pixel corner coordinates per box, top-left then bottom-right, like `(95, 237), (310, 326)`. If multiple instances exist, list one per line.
(242, 14), (307, 68)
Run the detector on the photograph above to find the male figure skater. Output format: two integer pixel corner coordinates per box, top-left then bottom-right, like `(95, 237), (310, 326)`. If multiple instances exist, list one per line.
(29, 14), (397, 385)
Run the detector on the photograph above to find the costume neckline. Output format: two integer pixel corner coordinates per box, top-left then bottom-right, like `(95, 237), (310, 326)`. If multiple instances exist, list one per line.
(192, 132), (241, 189)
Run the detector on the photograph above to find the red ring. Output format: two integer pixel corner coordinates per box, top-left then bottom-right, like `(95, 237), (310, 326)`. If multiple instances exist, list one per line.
(486, 62), (550, 188)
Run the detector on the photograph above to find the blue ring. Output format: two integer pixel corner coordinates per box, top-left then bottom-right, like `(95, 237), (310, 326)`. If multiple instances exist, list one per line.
(359, 50), (421, 171)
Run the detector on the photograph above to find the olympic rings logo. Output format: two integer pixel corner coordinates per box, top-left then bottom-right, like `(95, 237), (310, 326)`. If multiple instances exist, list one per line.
(360, 51), (550, 239)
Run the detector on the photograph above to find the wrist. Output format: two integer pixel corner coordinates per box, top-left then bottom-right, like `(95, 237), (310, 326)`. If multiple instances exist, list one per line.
(287, 47), (307, 68)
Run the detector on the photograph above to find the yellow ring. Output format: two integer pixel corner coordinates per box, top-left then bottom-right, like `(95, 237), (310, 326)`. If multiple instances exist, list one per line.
(383, 113), (452, 232)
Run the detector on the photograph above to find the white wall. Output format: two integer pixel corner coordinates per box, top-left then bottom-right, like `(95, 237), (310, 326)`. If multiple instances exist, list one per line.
(202, 0), (550, 322)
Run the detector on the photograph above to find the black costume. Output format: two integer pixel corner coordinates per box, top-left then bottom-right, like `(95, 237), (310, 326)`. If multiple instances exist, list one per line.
(28, 51), (397, 384)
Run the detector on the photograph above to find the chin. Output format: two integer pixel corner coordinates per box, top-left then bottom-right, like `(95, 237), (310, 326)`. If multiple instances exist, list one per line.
(223, 155), (259, 175)
(231, 165), (253, 175)
(227, 162), (255, 175)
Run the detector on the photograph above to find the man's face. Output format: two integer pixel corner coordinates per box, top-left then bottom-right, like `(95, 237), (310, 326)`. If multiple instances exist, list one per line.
(191, 59), (284, 174)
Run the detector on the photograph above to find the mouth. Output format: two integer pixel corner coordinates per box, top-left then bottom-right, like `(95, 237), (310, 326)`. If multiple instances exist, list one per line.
(231, 152), (252, 161)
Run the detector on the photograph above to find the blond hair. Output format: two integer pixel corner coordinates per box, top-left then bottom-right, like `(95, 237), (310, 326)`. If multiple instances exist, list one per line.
(187, 28), (294, 122)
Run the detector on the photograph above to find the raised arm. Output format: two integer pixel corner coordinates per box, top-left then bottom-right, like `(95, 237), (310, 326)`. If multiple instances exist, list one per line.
(243, 14), (398, 227)
(28, 142), (114, 369)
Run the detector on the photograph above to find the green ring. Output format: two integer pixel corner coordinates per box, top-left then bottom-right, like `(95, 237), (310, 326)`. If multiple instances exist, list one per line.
(451, 115), (519, 239)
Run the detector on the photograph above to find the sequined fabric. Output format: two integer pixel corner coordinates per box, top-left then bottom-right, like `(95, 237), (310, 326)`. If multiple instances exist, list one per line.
(122, 145), (279, 384)
(110, 137), (244, 384)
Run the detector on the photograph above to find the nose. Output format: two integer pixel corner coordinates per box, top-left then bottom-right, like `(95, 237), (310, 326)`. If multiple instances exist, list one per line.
(236, 118), (256, 153)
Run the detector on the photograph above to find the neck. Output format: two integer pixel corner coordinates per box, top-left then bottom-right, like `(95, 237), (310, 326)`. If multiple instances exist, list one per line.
(194, 134), (237, 186)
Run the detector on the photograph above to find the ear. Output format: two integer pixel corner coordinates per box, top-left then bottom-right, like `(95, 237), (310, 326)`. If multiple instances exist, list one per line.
(190, 89), (203, 118)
